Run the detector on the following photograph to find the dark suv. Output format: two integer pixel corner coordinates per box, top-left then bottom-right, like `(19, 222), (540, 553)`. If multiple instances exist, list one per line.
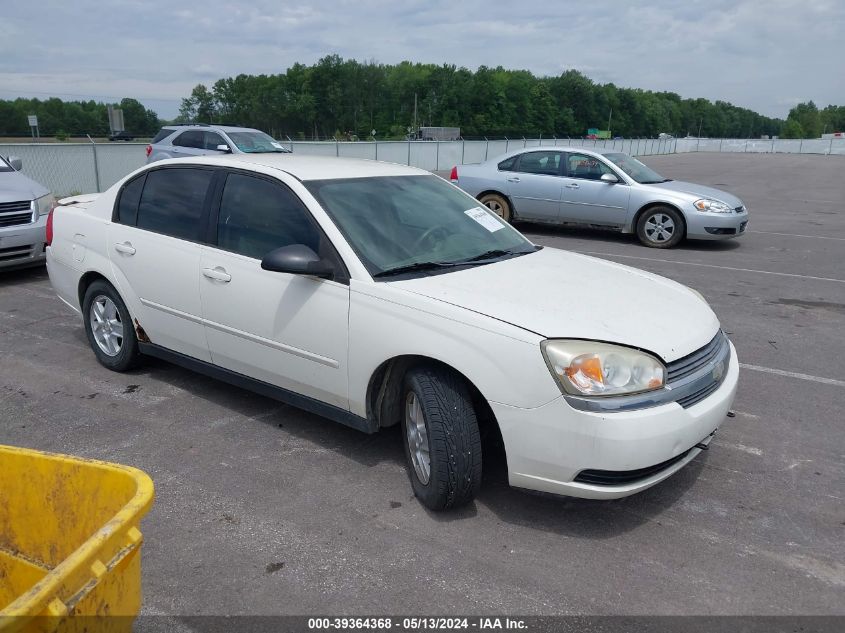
(145, 124), (291, 163)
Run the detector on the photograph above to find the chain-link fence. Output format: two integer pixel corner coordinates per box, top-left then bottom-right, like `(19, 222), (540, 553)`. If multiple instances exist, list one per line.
(1, 136), (842, 197)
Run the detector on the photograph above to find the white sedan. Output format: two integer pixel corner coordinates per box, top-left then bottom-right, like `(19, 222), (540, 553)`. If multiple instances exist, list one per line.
(46, 154), (738, 510)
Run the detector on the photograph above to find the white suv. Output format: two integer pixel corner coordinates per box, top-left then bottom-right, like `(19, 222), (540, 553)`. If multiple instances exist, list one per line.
(145, 124), (291, 163)
(45, 154), (738, 510)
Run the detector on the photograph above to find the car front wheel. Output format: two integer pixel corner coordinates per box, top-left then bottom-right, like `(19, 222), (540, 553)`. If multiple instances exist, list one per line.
(402, 366), (482, 510)
(636, 206), (685, 248)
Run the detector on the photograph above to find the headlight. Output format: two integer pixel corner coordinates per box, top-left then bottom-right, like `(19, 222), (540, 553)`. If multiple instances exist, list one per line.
(541, 340), (665, 397)
(693, 198), (732, 213)
(32, 194), (55, 217)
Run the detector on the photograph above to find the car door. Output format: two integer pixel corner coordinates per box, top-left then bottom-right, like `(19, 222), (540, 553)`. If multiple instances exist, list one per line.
(504, 151), (564, 221)
(559, 153), (631, 226)
(169, 130), (207, 158)
(199, 170), (351, 410)
(108, 166), (215, 361)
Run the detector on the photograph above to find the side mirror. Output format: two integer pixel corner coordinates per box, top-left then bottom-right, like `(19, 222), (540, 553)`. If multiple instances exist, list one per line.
(8, 155), (22, 171)
(261, 244), (334, 279)
(216, 144), (232, 153)
(600, 173), (619, 184)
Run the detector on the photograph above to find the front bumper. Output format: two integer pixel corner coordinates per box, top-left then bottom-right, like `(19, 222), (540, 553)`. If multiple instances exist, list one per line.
(0, 214), (47, 270)
(492, 342), (739, 499)
(686, 210), (749, 240)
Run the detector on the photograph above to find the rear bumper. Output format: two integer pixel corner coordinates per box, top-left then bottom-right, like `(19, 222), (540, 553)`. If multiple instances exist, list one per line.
(493, 342), (739, 499)
(0, 216), (47, 269)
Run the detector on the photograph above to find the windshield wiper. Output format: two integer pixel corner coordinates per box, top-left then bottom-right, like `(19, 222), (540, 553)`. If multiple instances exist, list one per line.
(373, 261), (460, 278)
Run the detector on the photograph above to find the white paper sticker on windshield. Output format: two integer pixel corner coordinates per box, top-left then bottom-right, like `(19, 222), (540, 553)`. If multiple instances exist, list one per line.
(465, 207), (504, 232)
(271, 142), (284, 149)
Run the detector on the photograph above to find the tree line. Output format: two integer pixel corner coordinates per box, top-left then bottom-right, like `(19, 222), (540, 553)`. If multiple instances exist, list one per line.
(0, 97), (160, 138)
(1, 56), (842, 141)
(179, 55), (792, 139)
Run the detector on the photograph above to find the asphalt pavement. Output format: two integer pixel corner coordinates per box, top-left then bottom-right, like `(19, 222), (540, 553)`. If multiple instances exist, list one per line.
(0, 152), (842, 616)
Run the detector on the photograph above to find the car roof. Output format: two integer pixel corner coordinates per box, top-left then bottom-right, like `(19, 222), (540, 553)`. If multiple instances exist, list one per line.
(158, 153), (427, 181)
(491, 145), (622, 163)
(161, 124), (264, 134)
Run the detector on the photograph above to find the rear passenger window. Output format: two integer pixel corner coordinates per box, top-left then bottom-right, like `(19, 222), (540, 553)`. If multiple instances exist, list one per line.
(151, 129), (174, 144)
(115, 174), (145, 225)
(136, 168), (213, 241)
(217, 173), (320, 259)
(516, 151), (561, 176)
(173, 131), (204, 149)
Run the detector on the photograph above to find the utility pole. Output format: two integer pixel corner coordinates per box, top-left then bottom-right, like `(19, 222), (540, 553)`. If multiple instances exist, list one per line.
(413, 93), (418, 138)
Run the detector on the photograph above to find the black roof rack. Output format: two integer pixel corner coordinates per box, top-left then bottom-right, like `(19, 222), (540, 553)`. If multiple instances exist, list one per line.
(167, 122), (211, 127)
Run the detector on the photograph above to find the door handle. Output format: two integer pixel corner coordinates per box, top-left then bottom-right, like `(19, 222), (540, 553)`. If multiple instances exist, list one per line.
(202, 266), (231, 283)
(114, 242), (136, 255)
(565, 183), (580, 189)
(506, 177), (521, 183)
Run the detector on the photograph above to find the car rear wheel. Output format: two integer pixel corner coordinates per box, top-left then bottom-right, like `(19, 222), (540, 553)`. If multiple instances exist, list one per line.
(402, 366), (482, 510)
(636, 206), (685, 248)
(478, 193), (512, 223)
(82, 280), (141, 372)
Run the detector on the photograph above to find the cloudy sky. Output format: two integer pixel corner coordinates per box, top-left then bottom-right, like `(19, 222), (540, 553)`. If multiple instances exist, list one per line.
(1, 0), (842, 119)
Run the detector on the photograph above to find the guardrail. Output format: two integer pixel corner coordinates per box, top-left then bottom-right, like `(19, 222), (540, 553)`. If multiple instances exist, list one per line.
(1, 136), (842, 197)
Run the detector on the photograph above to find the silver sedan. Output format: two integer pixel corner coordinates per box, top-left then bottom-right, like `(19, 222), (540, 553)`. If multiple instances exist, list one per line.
(451, 147), (748, 248)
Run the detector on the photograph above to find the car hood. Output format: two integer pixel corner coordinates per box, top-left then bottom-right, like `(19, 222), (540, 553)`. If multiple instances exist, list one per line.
(393, 247), (719, 362)
(0, 169), (50, 203)
(648, 180), (744, 208)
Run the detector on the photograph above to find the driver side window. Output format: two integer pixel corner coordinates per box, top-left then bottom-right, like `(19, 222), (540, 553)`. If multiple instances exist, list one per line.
(566, 154), (615, 181)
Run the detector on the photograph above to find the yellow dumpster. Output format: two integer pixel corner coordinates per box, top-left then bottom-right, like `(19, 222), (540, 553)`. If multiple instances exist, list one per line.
(0, 445), (154, 633)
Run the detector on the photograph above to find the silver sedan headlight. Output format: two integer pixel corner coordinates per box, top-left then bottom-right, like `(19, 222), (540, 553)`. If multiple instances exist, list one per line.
(32, 193), (55, 217)
(541, 340), (666, 397)
(693, 198), (733, 213)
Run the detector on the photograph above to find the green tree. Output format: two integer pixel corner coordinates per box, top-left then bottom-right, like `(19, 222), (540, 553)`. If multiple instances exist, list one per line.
(781, 119), (805, 139)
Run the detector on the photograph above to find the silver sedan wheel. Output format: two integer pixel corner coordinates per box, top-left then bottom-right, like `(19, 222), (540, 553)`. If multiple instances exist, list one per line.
(89, 295), (124, 357)
(483, 199), (505, 218)
(643, 212), (677, 243)
(405, 391), (431, 485)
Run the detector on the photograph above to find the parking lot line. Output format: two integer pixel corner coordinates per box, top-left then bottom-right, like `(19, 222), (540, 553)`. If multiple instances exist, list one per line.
(576, 251), (845, 284)
(739, 363), (845, 388)
(747, 230), (845, 242)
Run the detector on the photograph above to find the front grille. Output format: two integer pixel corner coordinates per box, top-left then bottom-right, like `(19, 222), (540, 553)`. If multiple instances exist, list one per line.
(0, 200), (31, 214)
(0, 245), (33, 262)
(676, 380), (721, 408)
(0, 212), (33, 227)
(574, 449), (692, 486)
(666, 332), (727, 383)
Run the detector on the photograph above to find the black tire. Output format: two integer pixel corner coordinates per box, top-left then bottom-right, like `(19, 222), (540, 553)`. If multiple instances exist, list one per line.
(401, 366), (482, 510)
(82, 280), (142, 372)
(478, 192), (512, 223)
(636, 205), (685, 248)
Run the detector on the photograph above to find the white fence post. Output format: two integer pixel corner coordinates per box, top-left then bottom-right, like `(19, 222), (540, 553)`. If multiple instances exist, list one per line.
(87, 135), (101, 193)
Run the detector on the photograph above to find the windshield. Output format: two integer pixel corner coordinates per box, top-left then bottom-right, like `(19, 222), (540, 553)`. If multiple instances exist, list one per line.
(603, 153), (669, 184)
(305, 175), (537, 278)
(226, 131), (290, 153)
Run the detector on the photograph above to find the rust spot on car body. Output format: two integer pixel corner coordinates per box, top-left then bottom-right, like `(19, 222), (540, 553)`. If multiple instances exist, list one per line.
(133, 319), (150, 343)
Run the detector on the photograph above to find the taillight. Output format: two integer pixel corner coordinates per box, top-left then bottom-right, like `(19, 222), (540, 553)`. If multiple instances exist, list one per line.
(450, 166), (458, 181)
(145, 145), (152, 157)
(46, 206), (55, 246)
